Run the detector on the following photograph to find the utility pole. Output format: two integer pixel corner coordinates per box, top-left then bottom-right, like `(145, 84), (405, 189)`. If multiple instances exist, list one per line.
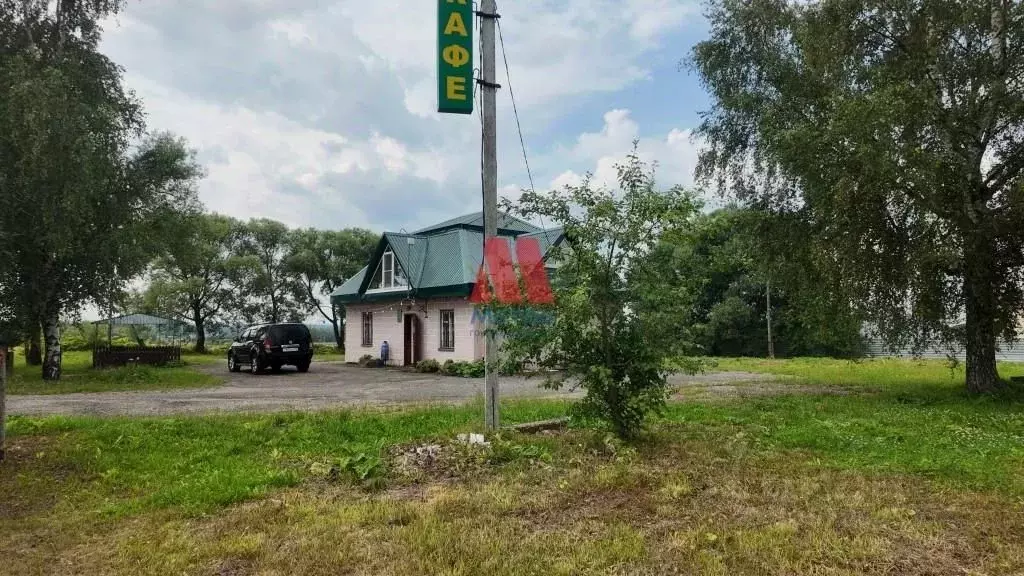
(1, 346), (7, 462)
(480, 0), (500, 430)
(766, 277), (775, 359)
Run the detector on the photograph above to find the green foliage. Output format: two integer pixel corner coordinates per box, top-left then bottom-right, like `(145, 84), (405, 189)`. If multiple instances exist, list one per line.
(487, 435), (554, 465)
(691, 0), (1024, 392)
(5, 350), (220, 395)
(651, 207), (864, 357)
(711, 356), (1024, 399)
(664, 369), (1024, 495)
(416, 359), (442, 373)
(4, 400), (570, 515)
(58, 323), (140, 351)
(311, 343), (343, 356)
(232, 219), (305, 325)
(497, 150), (702, 438)
(307, 450), (385, 485)
(0, 3), (201, 379)
(142, 214), (244, 352)
(440, 359), (485, 378)
(358, 354), (376, 366)
(286, 228), (378, 348)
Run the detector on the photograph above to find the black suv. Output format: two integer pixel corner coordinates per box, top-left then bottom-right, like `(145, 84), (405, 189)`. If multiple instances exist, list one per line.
(228, 323), (313, 374)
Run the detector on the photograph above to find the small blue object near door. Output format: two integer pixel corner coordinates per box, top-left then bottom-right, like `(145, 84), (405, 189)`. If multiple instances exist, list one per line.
(380, 341), (390, 366)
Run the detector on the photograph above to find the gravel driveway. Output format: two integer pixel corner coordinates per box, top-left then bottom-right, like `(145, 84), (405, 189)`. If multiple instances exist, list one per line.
(6, 363), (783, 417)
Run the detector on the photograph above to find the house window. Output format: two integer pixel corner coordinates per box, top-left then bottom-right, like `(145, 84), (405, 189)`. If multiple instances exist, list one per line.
(361, 312), (373, 347)
(369, 249), (409, 290)
(439, 309), (455, 351)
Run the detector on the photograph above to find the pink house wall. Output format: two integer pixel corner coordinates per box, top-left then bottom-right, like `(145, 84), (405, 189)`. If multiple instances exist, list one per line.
(345, 297), (484, 364)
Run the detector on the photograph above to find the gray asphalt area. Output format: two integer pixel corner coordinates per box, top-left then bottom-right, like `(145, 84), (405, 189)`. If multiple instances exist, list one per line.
(6, 362), (792, 417)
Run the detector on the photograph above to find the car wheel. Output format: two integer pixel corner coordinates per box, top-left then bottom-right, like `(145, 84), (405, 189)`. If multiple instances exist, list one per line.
(228, 354), (241, 373)
(296, 361), (310, 373)
(250, 355), (263, 375)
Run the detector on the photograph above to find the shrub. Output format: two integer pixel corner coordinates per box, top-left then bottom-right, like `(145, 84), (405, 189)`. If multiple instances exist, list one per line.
(416, 359), (441, 373)
(358, 354), (375, 366)
(440, 359), (486, 378)
(461, 359), (486, 378)
(498, 357), (526, 376)
(494, 151), (702, 439)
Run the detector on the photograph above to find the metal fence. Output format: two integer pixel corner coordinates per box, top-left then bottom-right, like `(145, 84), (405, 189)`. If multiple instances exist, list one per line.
(93, 345), (182, 368)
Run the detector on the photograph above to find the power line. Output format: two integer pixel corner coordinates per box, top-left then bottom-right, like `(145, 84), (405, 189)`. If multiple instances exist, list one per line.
(495, 9), (557, 247)
(496, 15), (534, 196)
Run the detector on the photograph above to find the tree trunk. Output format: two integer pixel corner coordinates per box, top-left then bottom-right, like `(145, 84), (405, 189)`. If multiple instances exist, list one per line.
(42, 308), (62, 381)
(331, 306), (342, 350)
(1, 346), (7, 462)
(766, 277), (775, 359)
(963, 231), (1001, 394)
(26, 324), (42, 366)
(193, 308), (207, 353)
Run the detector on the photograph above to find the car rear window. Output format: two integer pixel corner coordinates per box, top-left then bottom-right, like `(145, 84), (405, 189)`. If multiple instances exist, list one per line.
(269, 325), (310, 343)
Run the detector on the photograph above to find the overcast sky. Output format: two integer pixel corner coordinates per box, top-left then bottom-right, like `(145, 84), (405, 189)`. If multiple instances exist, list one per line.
(98, 0), (711, 234)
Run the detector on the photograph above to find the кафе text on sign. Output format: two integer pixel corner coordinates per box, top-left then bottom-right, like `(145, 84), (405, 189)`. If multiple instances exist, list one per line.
(437, 0), (474, 114)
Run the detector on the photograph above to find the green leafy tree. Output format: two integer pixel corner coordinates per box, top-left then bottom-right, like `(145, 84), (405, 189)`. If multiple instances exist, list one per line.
(286, 228), (378, 349)
(0, 2), (201, 379)
(143, 214), (242, 352)
(651, 207), (864, 357)
(496, 151), (702, 439)
(234, 219), (303, 324)
(692, 0), (1024, 393)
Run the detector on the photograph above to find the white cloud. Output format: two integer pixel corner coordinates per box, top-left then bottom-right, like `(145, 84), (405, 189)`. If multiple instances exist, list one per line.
(626, 0), (700, 41)
(555, 109), (703, 191)
(550, 170), (583, 190)
(97, 0), (701, 231)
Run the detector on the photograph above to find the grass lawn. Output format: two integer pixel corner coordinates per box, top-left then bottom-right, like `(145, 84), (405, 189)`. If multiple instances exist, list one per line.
(5, 350), (221, 395)
(1, 358), (1023, 575)
(710, 356), (1024, 396)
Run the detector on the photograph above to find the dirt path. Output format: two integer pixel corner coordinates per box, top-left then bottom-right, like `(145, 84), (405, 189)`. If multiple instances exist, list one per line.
(6, 363), (795, 417)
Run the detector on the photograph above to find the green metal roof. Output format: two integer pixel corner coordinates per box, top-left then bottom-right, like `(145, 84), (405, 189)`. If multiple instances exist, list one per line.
(92, 313), (184, 326)
(414, 211), (541, 236)
(331, 213), (564, 305)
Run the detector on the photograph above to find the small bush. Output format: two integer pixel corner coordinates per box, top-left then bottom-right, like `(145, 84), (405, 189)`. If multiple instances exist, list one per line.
(441, 359), (486, 378)
(416, 359), (441, 373)
(307, 451), (385, 487)
(358, 354), (375, 366)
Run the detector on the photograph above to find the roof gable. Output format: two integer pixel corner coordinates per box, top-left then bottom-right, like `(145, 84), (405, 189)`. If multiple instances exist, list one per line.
(357, 234), (417, 294)
(331, 215), (565, 305)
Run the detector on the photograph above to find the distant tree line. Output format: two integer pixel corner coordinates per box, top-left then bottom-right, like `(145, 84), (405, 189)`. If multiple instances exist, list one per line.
(135, 215), (377, 353)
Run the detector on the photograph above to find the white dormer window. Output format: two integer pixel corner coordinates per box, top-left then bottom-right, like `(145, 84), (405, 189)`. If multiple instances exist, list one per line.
(369, 249), (409, 291)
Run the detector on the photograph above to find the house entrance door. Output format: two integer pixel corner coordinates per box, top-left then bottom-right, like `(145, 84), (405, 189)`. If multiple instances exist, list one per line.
(403, 314), (422, 366)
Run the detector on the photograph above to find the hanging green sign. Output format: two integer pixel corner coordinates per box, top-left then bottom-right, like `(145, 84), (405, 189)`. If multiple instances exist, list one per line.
(437, 0), (474, 114)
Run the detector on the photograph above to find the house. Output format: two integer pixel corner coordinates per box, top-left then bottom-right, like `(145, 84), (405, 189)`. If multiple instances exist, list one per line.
(330, 212), (565, 366)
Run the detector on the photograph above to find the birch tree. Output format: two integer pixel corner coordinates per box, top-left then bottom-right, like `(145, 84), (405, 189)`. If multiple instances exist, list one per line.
(692, 0), (1024, 393)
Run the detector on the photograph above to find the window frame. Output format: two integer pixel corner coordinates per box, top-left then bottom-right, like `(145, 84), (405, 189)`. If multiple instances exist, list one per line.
(439, 309), (455, 351)
(361, 312), (373, 347)
(368, 248), (409, 292)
